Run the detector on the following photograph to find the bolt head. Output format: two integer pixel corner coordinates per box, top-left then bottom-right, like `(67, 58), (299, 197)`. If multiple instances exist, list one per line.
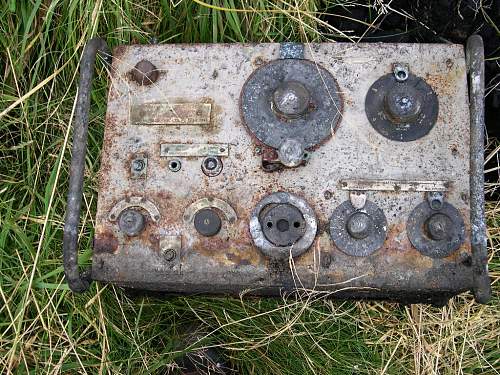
(118, 209), (145, 236)
(346, 212), (373, 240)
(273, 81), (310, 118)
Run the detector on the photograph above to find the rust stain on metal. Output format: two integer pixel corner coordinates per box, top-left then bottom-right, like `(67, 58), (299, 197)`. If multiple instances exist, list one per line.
(94, 232), (119, 254)
(90, 43), (476, 303)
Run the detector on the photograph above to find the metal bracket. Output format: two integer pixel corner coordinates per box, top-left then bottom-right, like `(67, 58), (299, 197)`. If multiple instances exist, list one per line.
(63, 37), (110, 293)
(183, 197), (237, 224)
(108, 196), (160, 222)
(427, 191), (444, 210)
(349, 191), (367, 210)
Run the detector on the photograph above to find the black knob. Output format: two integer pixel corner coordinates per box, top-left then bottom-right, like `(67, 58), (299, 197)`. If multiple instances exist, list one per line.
(118, 209), (146, 236)
(194, 208), (222, 237)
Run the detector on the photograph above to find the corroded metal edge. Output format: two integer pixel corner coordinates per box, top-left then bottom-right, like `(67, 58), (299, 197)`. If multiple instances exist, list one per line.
(466, 35), (491, 304)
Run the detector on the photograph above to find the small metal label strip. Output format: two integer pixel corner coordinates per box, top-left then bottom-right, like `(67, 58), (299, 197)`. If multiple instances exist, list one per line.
(160, 143), (229, 157)
(131, 103), (211, 125)
(340, 179), (449, 192)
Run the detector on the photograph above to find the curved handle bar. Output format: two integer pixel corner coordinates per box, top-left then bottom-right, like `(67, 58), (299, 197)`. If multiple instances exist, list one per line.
(63, 38), (110, 293)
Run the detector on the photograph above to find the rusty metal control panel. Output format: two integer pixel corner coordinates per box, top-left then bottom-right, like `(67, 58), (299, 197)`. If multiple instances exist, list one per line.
(63, 38), (491, 305)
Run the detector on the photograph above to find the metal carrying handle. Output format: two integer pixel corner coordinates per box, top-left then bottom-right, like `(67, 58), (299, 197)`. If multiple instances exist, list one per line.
(63, 38), (110, 293)
(466, 35), (491, 304)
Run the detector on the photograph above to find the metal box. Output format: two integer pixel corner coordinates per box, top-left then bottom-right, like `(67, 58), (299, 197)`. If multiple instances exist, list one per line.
(63, 37), (491, 305)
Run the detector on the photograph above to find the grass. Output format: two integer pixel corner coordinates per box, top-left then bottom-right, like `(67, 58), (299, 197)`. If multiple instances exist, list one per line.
(0, 0), (499, 374)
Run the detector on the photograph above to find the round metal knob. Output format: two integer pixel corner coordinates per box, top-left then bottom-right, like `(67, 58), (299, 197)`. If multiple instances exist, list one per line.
(278, 138), (305, 167)
(194, 208), (222, 237)
(426, 213), (453, 241)
(131, 60), (158, 85)
(346, 212), (373, 240)
(272, 81), (311, 118)
(118, 209), (146, 236)
(384, 84), (424, 124)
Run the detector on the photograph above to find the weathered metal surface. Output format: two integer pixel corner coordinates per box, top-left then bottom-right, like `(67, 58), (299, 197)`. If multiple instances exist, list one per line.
(329, 200), (388, 257)
(63, 37), (110, 293)
(466, 36), (491, 303)
(88, 41), (486, 303)
(340, 179), (449, 192)
(160, 143), (228, 157)
(407, 200), (465, 258)
(131, 103), (212, 125)
(365, 69), (439, 142)
(183, 197), (237, 224)
(240, 59), (342, 150)
(250, 192), (317, 259)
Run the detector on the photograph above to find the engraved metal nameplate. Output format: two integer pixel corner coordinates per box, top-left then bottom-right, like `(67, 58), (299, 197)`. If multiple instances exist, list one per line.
(131, 102), (211, 125)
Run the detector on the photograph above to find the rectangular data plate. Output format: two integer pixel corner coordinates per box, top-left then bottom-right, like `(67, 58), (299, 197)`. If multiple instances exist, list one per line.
(340, 179), (449, 192)
(93, 43), (476, 305)
(131, 102), (212, 125)
(160, 143), (229, 157)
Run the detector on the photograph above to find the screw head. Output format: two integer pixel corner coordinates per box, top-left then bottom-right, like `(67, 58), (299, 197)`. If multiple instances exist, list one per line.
(118, 209), (145, 236)
(131, 60), (158, 85)
(426, 213), (453, 241)
(162, 248), (176, 261)
(201, 157), (222, 177)
(194, 208), (222, 237)
(272, 81), (311, 118)
(132, 159), (145, 172)
(346, 212), (373, 240)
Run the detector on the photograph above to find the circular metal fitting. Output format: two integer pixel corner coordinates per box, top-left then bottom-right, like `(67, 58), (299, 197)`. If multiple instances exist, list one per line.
(384, 84), (424, 123)
(346, 212), (373, 240)
(194, 208), (222, 237)
(118, 208), (146, 236)
(393, 63), (409, 82)
(168, 159), (181, 172)
(201, 156), (222, 177)
(260, 203), (306, 247)
(249, 192), (317, 259)
(426, 213), (453, 241)
(240, 59), (342, 150)
(278, 138), (305, 167)
(131, 60), (158, 86)
(329, 200), (387, 257)
(272, 81), (311, 118)
(407, 201), (465, 258)
(365, 69), (438, 142)
(132, 159), (146, 172)
(161, 248), (176, 261)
